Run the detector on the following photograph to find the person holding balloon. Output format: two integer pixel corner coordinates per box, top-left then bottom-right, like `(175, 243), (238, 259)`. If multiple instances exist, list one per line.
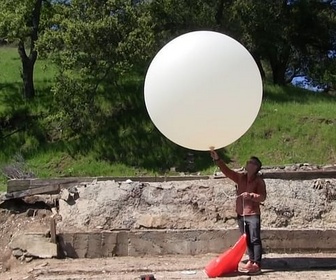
(210, 149), (266, 275)
(144, 29), (266, 275)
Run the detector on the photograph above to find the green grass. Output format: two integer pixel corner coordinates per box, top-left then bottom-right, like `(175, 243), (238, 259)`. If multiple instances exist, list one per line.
(225, 85), (336, 167)
(25, 149), (158, 178)
(0, 47), (21, 81)
(0, 47), (57, 84)
(0, 46), (57, 115)
(0, 47), (336, 192)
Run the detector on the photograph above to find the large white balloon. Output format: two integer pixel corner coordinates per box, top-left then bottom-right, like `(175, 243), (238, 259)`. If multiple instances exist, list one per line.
(144, 31), (263, 151)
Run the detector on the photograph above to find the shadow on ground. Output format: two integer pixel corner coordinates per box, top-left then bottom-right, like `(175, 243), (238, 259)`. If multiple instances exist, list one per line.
(262, 256), (336, 271)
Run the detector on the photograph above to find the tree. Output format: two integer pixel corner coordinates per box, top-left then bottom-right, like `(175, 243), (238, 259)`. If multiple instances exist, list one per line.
(38, 0), (155, 137)
(0, 0), (53, 99)
(148, 0), (234, 45)
(231, 0), (336, 86)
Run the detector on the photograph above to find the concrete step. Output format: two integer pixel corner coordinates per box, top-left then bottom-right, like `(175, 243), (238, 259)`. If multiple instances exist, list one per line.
(57, 228), (336, 258)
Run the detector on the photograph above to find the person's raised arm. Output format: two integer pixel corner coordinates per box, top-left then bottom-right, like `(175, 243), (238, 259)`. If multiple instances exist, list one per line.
(210, 148), (239, 184)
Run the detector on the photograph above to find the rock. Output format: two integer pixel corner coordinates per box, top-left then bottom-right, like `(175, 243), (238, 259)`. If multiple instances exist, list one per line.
(0, 193), (6, 204)
(26, 209), (36, 217)
(60, 189), (70, 201)
(9, 233), (57, 259)
(324, 164), (336, 170)
(12, 248), (24, 258)
(68, 186), (78, 194)
(44, 229), (51, 238)
(25, 257), (33, 263)
(35, 209), (50, 218)
(22, 276), (35, 280)
(31, 262), (49, 273)
(36, 262), (49, 268)
(136, 214), (169, 229)
(51, 207), (58, 216)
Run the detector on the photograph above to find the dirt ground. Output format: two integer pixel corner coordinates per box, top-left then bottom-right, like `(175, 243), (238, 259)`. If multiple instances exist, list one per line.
(2, 253), (336, 280)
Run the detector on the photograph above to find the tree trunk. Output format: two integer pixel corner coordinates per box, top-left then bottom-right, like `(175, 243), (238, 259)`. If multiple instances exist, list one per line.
(215, 0), (225, 25)
(270, 61), (287, 85)
(268, 47), (290, 86)
(18, 40), (37, 99)
(22, 58), (35, 100)
(251, 52), (265, 80)
(17, 0), (42, 100)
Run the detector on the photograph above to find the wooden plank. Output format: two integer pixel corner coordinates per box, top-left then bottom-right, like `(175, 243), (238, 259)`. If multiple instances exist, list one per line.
(4, 185), (60, 200)
(7, 178), (80, 193)
(7, 179), (30, 190)
(29, 179), (78, 186)
(50, 218), (57, 244)
(95, 176), (210, 182)
(262, 170), (336, 180)
(6, 171), (336, 195)
(215, 170), (336, 180)
(7, 176), (211, 193)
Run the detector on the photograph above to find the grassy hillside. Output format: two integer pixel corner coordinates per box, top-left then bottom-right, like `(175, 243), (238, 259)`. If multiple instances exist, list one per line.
(229, 84), (336, 166)
(0, 47), (335, 191)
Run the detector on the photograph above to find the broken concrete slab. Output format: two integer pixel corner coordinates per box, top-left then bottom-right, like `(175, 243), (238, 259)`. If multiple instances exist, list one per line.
(9, 233), (57, 259)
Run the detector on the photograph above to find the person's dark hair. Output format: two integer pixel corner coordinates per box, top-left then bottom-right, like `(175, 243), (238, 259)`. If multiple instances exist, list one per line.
(250, 156), (262, 172)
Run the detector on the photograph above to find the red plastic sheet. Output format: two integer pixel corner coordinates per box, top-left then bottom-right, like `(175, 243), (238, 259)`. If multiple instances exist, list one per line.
(204, 234), (247, 278)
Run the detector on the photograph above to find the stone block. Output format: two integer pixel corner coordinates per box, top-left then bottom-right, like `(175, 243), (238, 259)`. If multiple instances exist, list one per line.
(58, 233), (75, 258)
(128, 229), (241, 256)
(73, 233), (89, 258)
(10, 233), (57, 258)
(263, 229), (336, 253)
(116, 231), (129, 256)
(195, 229), (241, 254)
(101, 231), (117, 257)
(128, 231), (162, 256)
(87, 233), (102, 258)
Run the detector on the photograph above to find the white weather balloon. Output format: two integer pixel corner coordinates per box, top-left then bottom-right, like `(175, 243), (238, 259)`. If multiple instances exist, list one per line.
(144, 31), (263, 151)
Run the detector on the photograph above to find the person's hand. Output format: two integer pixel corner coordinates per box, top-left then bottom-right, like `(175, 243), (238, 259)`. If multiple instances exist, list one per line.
(209, 148), (219, 161)
(241, 192), (252, 199)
